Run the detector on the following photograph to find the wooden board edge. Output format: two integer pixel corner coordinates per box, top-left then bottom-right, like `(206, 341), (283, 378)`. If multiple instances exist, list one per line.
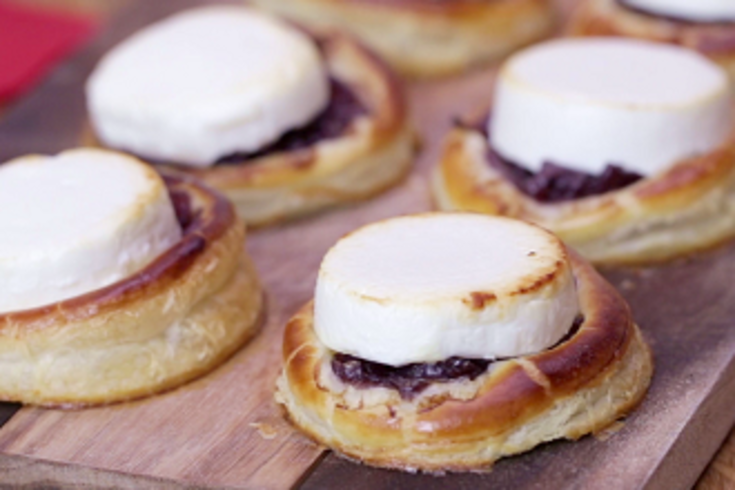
(0, 405), (21, 429)
(647, 352), (735, 490)
(0, 452), (230, 490)
(697, 427), (735, 489)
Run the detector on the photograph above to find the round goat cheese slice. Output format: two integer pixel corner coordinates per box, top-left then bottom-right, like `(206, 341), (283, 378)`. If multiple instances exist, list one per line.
(0, 149), (182, 313)
(623, 0), (735, 22)
(86, 6), (329, 167)
(314, 213), (580, 366)
(490, 38), (732, 175)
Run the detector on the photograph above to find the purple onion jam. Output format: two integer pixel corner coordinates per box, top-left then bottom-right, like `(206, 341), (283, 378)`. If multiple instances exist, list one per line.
(457, 116), (643, 202)
(216, 79), (366, 164)
(488, 151), (643, 203)
(332, 355), (492, 400)
(331, 316), (584, 399)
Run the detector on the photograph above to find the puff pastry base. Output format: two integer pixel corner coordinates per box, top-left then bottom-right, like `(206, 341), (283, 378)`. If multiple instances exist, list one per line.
(433, 119), (735, 264)
(569, 0), (735, 79)
(276, 253), (653, 472)
(161, 33), (415, 227)
(0, 176), (263, 407)
(251, 0), (556, 78)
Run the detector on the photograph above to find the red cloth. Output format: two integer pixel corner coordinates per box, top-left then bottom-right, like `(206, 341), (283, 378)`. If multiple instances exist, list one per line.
(0, 1), (97, 104)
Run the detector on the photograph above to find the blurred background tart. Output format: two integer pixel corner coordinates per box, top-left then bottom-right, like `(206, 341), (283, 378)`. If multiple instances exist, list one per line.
(251, 0), (557, 78)
(568, 0), (735, 79)
(434, 38), (735, 264)
(85, 6), (415, 226)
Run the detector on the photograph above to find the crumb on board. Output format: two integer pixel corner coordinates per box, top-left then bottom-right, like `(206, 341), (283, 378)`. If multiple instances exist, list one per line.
(594, 420), (626, 442)
(619, 279), (636, 291)
(250, 421), (279, 440)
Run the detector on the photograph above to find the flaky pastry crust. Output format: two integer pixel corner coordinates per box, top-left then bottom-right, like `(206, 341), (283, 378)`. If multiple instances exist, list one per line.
(251, 0), (556, 78)
(433, 119), (735, 264)
(569, 0), (735, 79)
(0, 176), (263, 407)
(276, 253), (653, 472)
(160, 32), (414, 226)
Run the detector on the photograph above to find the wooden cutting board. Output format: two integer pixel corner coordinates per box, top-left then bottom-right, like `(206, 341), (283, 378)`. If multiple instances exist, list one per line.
(0, 0), (734, 488)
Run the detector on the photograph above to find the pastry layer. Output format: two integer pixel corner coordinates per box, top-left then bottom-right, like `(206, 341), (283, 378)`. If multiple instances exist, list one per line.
(622, 0), (735, 22)
(251, 0), (555, 78)
(314, 214), (579, 366)
(491, 38), (732, 175)
(277, 252), (653, 471)
(0, 149), (181, 314)
(0, 174), (262, 406)
(87, 6), (329, 167)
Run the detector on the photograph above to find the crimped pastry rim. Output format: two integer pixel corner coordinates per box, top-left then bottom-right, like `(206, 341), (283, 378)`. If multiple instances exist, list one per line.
(0, 173), (234, 330)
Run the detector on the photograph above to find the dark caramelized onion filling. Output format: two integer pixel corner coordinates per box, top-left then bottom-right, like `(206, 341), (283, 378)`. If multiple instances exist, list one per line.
(332, 316), (584, 399)
(488, 151), (643, 203)
(216, 79), (367, 164)
(332, 355), (492, 400)
(457, 117), (643, 202)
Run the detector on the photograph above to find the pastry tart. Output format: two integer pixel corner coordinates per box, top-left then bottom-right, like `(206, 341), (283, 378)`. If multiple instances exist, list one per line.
(85, 6), (415, 227)
(568, 0), (735, 79)
(251, 0), (556, 78)
(434, 38), (735, 264)
(0, 149), (262, 407)
(276, 213), (653, 472)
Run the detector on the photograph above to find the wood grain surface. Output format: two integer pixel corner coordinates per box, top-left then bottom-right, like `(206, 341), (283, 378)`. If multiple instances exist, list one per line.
(0, 0), (734, 489)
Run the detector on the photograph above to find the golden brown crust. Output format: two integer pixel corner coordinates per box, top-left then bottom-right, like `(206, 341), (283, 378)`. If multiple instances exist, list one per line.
(569, 0), (735, 79)
(251, 0), (556, 77)
(327, 0), (540, 16)
(433, 117), (735, 264)
(0, 176), (263, 407)
(276, 253), (653, 471)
